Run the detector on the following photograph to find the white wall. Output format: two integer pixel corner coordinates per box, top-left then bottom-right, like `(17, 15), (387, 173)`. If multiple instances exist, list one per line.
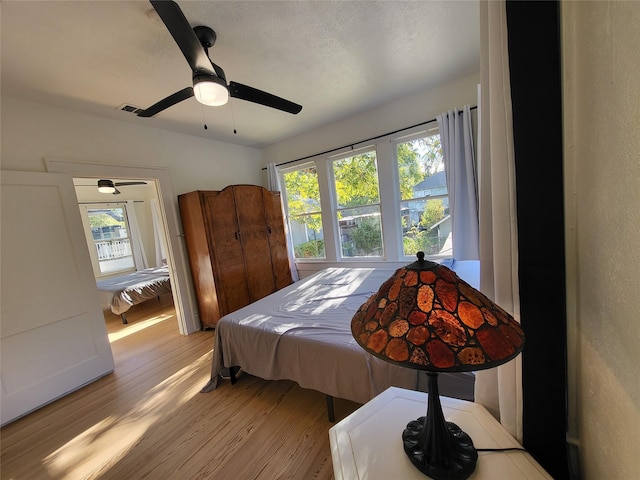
(1, 95), (263, 333)
(562, 2), (640, 479)
(1, 96), (262, 193)
(261, 72), (479, 166)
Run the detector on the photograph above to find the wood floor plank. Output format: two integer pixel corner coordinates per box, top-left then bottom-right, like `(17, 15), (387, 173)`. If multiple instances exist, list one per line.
(0, 299), (360, 480)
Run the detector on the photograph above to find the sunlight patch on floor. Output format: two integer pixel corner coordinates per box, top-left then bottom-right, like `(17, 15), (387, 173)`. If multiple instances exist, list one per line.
(108, 314), (173, 343)
(42, 350), (212, 479)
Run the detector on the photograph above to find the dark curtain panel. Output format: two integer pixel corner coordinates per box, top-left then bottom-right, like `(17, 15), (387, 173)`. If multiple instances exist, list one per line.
(506, 1), (569, 479)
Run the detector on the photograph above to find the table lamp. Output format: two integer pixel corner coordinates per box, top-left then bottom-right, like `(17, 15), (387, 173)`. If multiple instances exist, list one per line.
(351, 252), (525, 480)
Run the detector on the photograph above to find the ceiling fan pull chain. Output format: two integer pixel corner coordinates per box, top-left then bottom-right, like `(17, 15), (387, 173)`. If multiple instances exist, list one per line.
(231, 101), (237, 134)
(200, 102), (208, 130)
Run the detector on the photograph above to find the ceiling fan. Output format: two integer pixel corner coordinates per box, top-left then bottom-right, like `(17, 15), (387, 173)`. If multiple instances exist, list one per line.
(97, 179), (147, 195)
(137, 0), (302, 118)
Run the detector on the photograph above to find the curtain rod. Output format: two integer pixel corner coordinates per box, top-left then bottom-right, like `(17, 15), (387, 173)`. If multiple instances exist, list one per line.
(78, 200), (144, 205)
(262, 105), (477, 170)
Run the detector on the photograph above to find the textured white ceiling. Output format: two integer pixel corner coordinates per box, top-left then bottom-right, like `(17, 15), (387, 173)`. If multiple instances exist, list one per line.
(1, 0), (479, 148)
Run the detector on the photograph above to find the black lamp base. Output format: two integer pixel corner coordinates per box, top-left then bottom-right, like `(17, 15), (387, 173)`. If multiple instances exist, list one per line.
(402, 373), (478, 480)
(403, 417), (477, 480)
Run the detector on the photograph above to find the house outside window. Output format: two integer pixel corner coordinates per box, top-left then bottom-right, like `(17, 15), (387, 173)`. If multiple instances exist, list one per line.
(395, 132), (451, 258)
(82, 205), (135, 276)
(282, 164), (325, 259)
(331, 149), (383, 258)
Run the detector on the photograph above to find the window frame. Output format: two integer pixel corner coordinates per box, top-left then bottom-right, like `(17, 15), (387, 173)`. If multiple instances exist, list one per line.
(328, 146), (385, 260)
(279, 161), (327, 261)
(275, 122), (462, 268)
(392, 128), (451, 261)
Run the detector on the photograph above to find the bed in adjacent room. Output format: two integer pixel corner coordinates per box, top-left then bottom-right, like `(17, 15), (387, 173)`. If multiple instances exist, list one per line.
(96, 266), (172, 324)
(202, 264), (477, 415)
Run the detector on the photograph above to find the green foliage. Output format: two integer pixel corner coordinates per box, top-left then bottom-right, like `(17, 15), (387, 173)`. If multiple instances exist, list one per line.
(397, 135), (444, 200)
(283, 168), (323, 232)
(403, 227), (441, 256)
(419, 200), (445, 229)
(88, 213), (120, 228)
(349, 217), (382, 256)
(294, 239), (325, 258)
(333, 152), (379, 207)
(397, 142), (422, 200)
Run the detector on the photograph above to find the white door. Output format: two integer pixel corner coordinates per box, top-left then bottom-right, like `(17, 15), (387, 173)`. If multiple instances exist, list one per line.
(1, 171), (114, 425)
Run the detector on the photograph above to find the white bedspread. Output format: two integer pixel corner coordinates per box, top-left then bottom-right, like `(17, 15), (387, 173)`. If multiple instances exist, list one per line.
(202, 267), (426, 404)
(96, 266), (171, 315)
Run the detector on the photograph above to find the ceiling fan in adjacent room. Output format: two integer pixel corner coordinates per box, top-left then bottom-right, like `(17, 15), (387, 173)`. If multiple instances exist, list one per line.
(137, 0), (302, 118)
(97, 179), (147, 195)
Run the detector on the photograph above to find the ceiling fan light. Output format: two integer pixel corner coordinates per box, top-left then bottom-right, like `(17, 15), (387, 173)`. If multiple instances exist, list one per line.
(193, 75), (228, 106)
(97, 179), (116, 194)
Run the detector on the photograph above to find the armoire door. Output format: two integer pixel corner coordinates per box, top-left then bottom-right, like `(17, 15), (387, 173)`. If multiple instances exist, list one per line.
(232, 185), (277, 301)
(201, 189), (251, 314)
(1, 171), (114, 425)
(262, 189), (293, 290)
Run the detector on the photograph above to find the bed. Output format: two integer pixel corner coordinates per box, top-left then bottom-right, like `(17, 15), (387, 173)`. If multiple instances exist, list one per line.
(96, 266), (172, 324)
(202, 264), (477, 415)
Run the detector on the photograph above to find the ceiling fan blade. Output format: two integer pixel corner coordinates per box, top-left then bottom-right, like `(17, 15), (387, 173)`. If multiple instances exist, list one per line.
(211, 61), (227, 83)
(228, 81), (302, 114)
(113, 187), (121, 195)
(150, 0), (214, 76)
(115, 181), (148, 186)
(137, 87), (194, 117)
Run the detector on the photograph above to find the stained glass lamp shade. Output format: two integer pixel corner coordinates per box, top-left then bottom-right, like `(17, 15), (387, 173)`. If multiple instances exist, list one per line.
(351, 252), (525, 480)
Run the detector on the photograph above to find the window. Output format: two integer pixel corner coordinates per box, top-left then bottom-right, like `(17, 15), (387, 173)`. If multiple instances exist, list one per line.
(395, 132), (451, 258)
(277, 120), (466, 265)
(282, 164), (325, 259)
(332, 149), (383, 258)
(84, 206), (135, 275)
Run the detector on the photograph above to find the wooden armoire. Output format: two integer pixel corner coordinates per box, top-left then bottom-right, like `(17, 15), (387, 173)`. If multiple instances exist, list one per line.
(178, 185), (293, 329)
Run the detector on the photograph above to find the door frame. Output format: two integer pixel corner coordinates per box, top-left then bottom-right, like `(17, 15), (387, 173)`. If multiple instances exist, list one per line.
(45, 159), (199, 335)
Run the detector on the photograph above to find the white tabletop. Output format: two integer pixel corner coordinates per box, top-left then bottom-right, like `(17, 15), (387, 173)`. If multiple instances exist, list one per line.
(329, 386), (552, 480)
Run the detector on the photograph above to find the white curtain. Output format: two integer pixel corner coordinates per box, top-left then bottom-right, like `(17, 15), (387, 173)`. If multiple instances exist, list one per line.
(125, 200), (149, 270)
(437, 105), (479, 260)
(266, 162), (299, 282)
(475, 0), (523, 441)
(150, 199), (167, 267)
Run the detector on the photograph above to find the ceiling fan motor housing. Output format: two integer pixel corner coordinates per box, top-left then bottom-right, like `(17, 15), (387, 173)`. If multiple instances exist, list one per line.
(193, 25), (216, 49)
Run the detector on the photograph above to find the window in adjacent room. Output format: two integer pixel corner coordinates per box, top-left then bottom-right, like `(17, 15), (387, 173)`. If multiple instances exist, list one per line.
(331, 149), (384, 258)
(82, 205), (135, 276)
(281, 163), (326, 259)
(395, 131), (451, 259)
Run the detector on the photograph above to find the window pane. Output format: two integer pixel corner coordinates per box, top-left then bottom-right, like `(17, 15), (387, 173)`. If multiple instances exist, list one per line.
(401, 199), (451, 257)
(289, 213), (325, 258)
(87, 207), (134, 274)
(283, 166), (325, 259)
(396, 134), (451, 258)
(333, 152), (380, 208)
(338, 206), (383, 257)
(332, 150), (383, 258)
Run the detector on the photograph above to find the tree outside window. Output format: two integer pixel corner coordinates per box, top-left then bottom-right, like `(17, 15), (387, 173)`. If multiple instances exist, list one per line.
(282, 165), (325, 259)
(333, 151), (383, 258)
(396, 133), (451, 258)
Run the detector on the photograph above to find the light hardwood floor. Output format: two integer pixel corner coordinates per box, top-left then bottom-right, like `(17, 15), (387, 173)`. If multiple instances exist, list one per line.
(0, 297), (360, 480)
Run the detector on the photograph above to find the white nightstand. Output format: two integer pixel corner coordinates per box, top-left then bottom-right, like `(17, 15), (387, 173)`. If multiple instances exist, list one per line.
(329, 387), (552, 480)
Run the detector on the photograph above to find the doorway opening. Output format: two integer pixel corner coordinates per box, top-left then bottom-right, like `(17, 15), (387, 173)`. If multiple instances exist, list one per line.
(73, 176), (178, 333)
(45, 159), (200, 337)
